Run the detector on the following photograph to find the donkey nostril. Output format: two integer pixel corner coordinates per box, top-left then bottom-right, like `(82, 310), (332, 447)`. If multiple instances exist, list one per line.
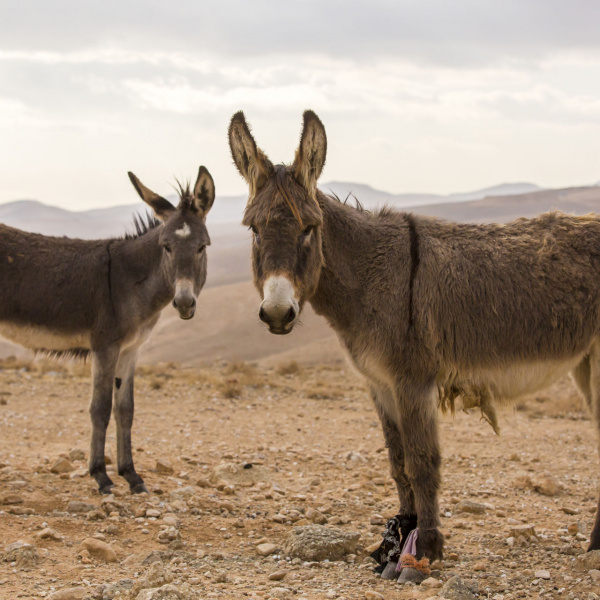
(259, 306), (268, 323)
(190, 297), (196, 309)
(283, 306), (296, 325)
(172, 299), (178, 309)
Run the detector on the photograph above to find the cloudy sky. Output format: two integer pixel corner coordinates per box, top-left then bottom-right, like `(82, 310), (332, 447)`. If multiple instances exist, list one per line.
(1, 0), (600, 210)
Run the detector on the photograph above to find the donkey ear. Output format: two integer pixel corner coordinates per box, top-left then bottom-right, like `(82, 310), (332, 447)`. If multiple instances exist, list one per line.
(228, 111), (273, 199)
(127, 172), (175, 221)
(293, 110), (327, 197)
(192, 166), (215, 215)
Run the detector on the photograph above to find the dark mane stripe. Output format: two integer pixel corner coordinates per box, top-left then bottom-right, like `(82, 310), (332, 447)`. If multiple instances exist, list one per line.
(123, 211), (161, 240)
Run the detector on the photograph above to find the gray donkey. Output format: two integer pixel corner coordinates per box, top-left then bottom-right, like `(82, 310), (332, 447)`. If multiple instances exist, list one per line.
(228, 110), (600, 567)
(0, 167), (215, 494)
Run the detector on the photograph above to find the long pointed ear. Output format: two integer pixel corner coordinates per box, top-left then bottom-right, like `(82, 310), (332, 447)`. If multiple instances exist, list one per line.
(228, 111), (273, 199)
(293, 110), (327, 199)
(128, 172), (175, 221)
(192, 166), (215, 215)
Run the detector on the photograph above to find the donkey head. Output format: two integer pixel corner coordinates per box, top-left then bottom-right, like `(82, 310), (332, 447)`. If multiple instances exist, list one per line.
(229, 111), (326, 334)
(127, 167), (215, 320)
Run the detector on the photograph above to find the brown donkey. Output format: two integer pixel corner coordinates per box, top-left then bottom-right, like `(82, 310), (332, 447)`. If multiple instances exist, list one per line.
(229, 110), (600, 569)
(0, 167), (215, 494)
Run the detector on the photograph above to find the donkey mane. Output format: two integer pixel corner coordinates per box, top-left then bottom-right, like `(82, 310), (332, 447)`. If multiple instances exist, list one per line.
(122, 211), (161, 241)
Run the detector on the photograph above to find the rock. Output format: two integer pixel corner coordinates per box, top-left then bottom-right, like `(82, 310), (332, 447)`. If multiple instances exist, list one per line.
(306, 508), (327, 525)
(561, 506), (580, 515)
(575, 550), (600, 571)
(256, 543), (278, 556)
(47, 588), (87, 600)
(421, 577), (443, 588)
(532, 473), (561, 496)
(454, 500), (486, 515)
(1, 493), (23, 505)
(130, 562), (174, 596)
(68, 500), (97, 513)
(364, 592), (384, 600)
(169, 486), (197, 502)
(590, 569), (600, 582)
(441, 576), (477, 600)
(135, 584), (198, 600)
(535, 569), (551, 580)
(269, 570), (287, 580)
(157, 527), (179, 543)
(473, 562), (485, 571)
(269, 588), (291, 599)
(102, 579), (133, 599)
(36, 527), (62, 541)
(146, 509), (162, 518)
(509, 524), (536, 540)
(283, 525), (360, 561)
(50, 458), (75, 474)
(79, 538), (118, 563)
(155, 459), (174, 474)
(369, 514), (386, 525)
(68, 449), (86, 462)
(3, 541), (38, 568)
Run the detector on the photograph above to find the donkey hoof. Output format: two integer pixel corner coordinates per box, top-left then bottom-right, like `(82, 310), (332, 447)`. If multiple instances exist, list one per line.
(130, 483), (148, 494)
(380, 561), (399, 580)
(98, 485), (114, 495)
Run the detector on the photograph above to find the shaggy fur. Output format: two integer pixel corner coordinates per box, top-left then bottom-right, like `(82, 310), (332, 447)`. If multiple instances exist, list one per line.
(229, 109), (600, 559)
(0, 167), (215, 494)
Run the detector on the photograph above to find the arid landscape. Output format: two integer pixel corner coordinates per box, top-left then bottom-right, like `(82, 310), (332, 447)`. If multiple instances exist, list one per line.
(1, 357), (600, 600)
(3, 185), (600, 599)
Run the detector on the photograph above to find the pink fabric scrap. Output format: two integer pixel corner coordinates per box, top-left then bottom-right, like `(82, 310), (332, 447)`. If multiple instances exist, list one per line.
(395, 528), (418, 572)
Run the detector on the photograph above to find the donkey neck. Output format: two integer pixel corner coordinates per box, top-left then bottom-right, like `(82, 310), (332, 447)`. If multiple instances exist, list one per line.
(109, 225), (173, 317)
(310, 195), (390, 331)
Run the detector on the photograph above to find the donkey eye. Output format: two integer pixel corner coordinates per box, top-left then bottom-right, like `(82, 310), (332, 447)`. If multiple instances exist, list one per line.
(249, 225), (259, 236)
(163, 244), (172, 253)
(303, 226), (314, 237)
(197, 245), (206, 254)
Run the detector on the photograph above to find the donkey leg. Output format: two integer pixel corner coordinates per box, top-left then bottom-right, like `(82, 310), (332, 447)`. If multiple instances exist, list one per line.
(373, 389), (416, 517)
(577, 347), (600, 551)
(114, 348), (146, 494)
(396, 381), (444, 561)
(89, 347), (119, 494)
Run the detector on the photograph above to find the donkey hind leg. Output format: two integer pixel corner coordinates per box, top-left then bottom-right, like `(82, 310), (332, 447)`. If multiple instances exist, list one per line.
(113, 348), (146, 494)
(396, 380), (444, 561)
(574, 349), (600, 551)
(89, 347), (119, 494)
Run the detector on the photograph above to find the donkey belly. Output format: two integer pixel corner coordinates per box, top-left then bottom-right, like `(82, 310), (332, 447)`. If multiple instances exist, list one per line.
(454, 355), (583, 401)
(0, 321), (91, 352)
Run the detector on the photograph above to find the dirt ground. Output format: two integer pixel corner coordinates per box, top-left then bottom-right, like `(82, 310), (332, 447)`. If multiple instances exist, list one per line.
(1, 357), (600, 600)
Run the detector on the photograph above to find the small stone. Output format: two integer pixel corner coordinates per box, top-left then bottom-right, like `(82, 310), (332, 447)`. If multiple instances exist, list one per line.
(535, 569), (551, 580)
(441, 575), (477, 600)
(146, 509), (162, 518)
(532, 473), (561, 496)
(135, 583), (197, 600)
(67, 500), (96, 513)
(46, 588), (87, 600)
(575, 550), (600, 571)
(561, 506), (580, 515)
(567, 522), (580, 534)
(68, 449), (86, 462)
(1, 493), (23, 505)
(3, 541), (38, 568)
(157, 527), (180, 543)
(283, 525), (360, 561)
(256, 543), (278, 556)
(448, 552), (460, 561)
(155, 459), (174, 474)
(589, 569), (600, 581)
(473, 562), (485, 571)
(369, 514), (386, 525)
(78, 538), (117, 563)
(421, 577), (443, 588)
(36, 527), (62, 541)
(364, 592), (384, 600)
(50, 458), (74, 474)
(306, 509), (327, 525)
(509, 524), (536, 539)
(454, 500), (486, 515)
(269, 570), (287, 581)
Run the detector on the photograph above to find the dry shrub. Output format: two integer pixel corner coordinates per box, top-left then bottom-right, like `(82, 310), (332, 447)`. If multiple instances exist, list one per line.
(276, 361), (302, 376)
(218, 379), (242, 399)
(222, 362), (263, 388)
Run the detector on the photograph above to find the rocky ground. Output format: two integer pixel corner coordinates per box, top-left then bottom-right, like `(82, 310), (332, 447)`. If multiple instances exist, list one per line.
(1, 357), (600, 600)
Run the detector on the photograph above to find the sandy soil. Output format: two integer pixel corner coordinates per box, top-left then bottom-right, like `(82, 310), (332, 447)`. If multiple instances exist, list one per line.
(1, 357), (600, 600)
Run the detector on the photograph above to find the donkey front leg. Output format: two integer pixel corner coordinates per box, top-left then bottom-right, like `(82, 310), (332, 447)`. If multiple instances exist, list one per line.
(89, 347), (119, 494)
(114, 348), (147, 494)
(396, 381), (444, 561)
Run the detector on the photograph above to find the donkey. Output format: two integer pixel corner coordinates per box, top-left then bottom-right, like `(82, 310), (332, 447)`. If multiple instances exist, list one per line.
(229, 110), (600, 569)
(0, 167), (215, 494)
